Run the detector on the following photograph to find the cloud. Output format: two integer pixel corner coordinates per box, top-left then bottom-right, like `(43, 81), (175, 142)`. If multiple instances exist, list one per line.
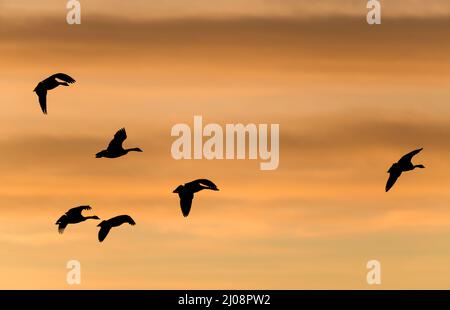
(282, 117), (450, 155)
(2, 0), (450, 19)
(1, 3), (450, 289)
(1, 16), (449, 62)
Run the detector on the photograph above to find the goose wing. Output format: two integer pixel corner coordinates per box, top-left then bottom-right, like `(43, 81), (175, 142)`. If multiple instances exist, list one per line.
(180, 195), (193, 217)
(386, 170), (402, 192)
(189, 179), (219, 190)
(35, 87), (48, 114)
(55, 215), (68, 234)
(399, 148), (423, 165)
(67, 205), (91, 217)
(49, 73), (76, 84)
(98, 226), (111, 242)
(110, 215), (136, 226)
(197, 179), (218, 188)
(107, 128), (127, 152)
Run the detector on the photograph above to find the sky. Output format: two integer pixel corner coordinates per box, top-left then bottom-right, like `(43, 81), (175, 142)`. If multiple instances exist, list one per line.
(0, 1), (450, 289)
(2, 0), (450, 18)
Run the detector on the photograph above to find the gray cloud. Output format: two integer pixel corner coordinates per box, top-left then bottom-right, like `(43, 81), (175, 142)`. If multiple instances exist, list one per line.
(1, 16), (449, 55)
(282, 118), (450, 154)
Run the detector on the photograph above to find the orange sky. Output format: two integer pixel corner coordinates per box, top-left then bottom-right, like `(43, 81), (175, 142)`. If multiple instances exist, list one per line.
(2, 0), (450, 18)
(0, 1), (450, 289)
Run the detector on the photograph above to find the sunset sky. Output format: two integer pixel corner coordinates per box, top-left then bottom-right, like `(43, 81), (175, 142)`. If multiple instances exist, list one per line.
(0, 0), (450, 289)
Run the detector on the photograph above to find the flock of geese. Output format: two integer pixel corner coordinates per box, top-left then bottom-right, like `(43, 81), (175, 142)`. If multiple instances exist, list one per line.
(34, 73), (219, 242)
(33, 73), (423, 241)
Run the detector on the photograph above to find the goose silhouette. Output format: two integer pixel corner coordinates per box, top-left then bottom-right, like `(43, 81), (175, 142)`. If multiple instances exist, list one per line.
(96, 128), (143, 158)
(386, 148), (425, 192)
(33, 73), (76, 114)
(173, 179), (219, 217)
(55, 205), (100, 234)
(97, 215), (136, 242)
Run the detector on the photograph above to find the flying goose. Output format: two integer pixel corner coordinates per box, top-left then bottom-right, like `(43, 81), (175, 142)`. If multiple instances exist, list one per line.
(56, 205), (100, 234)
(173, 179), (219, 217)
(33, 73), (76, 114)
(96, 128), (143, 158)
(97, 215), (136, 242)
(386, 148), (425, 192)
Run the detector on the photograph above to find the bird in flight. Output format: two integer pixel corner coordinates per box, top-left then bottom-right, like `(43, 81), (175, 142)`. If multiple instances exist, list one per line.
(55, 205), (100, 234)
(173, 179), (219, 217)
(386, 148), (425, 192)
(97, 215), (136, 242)
(33, 73), (76, 114)
(96, 128), (143, 158)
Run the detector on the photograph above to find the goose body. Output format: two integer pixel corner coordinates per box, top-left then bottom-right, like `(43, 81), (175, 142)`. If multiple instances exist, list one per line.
(96, 128), (143, 158)
(56, 205), (100, 234)
(33, 73), (76, 114)
(97, 215), (136, 242)
(173, 179), (219, 217)
(386, 148), (425, 192)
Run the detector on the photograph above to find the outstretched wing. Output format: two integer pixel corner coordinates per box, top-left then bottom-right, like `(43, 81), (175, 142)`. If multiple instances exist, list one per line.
(50, 73), (76, 84)
(115, 215), (136, 226)
(180, 196), (193, 217)
(197, 179), (218, 188)
(55, 215), (68, 234)
(98, 226), (111, 242)
(67, 205), (91, 217)
(386, 170), (402, 192)
(399, 148), (423, 165)
(107, 128), (127, 152)
(190, 179), (219, 190)
(35, 87), (47, 114)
